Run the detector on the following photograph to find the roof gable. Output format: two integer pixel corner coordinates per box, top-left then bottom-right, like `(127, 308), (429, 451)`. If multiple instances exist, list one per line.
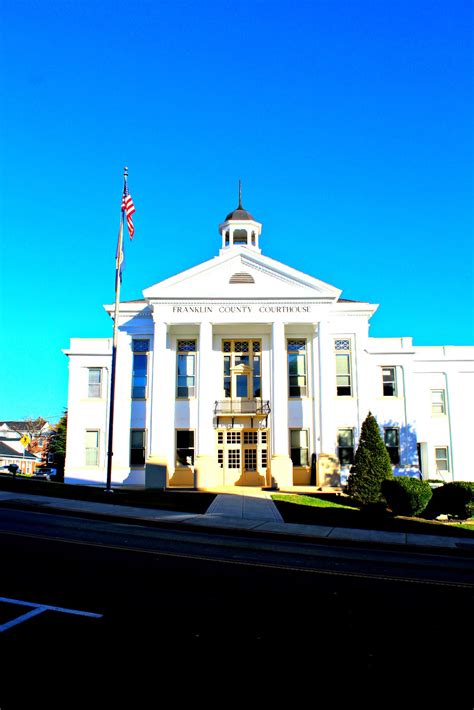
(142, 250), (342, 301)
(0, 440), (37, 459)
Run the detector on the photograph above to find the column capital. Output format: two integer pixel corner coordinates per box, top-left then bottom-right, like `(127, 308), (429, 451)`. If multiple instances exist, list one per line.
(151, 307), (169, 324)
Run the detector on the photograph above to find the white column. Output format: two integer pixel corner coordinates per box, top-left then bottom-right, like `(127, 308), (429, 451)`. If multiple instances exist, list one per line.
(318, 320), (336, 454)
(269, 320), (293, 488)
(317, 320), (339, 486)
(310, 323), (320, 461)
(194, 320), (221, 488)
(443, 369), (456, 481)
(146, 319), (173, 488)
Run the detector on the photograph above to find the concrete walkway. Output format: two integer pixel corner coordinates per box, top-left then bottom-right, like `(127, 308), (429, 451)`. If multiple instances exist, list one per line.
(205, 492), (284, 522)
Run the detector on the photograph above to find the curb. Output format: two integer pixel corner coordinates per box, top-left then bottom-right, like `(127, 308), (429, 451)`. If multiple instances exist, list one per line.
(1, 496), (473, 557)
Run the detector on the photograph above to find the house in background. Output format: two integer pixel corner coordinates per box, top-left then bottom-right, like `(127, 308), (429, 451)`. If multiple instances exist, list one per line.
(0, 437), (41, 474)
(0, 420), (52, 466)
(63, 197), (474, 489)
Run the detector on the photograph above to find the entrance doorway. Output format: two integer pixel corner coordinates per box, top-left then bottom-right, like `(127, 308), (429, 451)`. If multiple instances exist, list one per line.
(217, 428), (269, 486)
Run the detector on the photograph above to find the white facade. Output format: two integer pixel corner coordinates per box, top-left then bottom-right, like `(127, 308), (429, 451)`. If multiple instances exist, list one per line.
(64, 202), (474, 488)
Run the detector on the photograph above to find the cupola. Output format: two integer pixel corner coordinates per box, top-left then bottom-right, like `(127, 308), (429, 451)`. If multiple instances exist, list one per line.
(219, 182), (262, 255)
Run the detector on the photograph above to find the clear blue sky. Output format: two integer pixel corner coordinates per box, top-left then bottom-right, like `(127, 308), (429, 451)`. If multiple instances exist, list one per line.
(0, 0), (472, 423)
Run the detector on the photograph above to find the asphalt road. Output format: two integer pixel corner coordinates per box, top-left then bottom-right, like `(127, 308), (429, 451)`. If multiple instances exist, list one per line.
(1, 508), (472, 708)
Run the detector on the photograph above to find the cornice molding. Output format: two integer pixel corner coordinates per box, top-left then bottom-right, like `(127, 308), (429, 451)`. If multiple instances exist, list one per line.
(147, 298), (334, 306)
(239, 257), (320, 290)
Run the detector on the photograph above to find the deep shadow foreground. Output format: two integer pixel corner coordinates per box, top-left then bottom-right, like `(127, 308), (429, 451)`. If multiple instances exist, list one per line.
(0, 513), (472, 708)
(0, 472), (215, 513)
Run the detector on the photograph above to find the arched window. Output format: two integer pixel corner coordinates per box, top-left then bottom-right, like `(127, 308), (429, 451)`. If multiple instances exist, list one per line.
(251, 231), (256, 245)
(233, 229), (247, 245)
(225, 230), (230, 246)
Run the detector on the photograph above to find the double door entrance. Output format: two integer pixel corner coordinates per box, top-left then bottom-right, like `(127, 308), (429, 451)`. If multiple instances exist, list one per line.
(217, 428), (269, 486)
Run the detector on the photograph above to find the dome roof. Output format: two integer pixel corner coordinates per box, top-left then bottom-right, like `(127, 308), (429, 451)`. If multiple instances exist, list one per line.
(224, 206), (255, 221)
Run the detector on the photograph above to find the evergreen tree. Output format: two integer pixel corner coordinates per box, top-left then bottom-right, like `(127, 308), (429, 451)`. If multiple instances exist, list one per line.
(346, 412), (393, 505)
(47, 410), (67, 480)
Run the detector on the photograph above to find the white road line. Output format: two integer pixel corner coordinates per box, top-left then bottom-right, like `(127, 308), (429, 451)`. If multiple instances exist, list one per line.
(1, 607), (45, 632)
(0, 596), (102, 632)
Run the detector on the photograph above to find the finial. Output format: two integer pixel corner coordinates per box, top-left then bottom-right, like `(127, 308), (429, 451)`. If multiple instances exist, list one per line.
(238, 179), (242, 208)
(124, 166), (129, 178)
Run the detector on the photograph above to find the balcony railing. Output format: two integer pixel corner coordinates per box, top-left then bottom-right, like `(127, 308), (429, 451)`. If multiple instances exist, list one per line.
(214, 399), (271, 416)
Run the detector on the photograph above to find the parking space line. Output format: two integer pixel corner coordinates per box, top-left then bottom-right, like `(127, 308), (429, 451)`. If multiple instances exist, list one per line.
(1, 607), (45, 632)
(0, 596), (103, 632)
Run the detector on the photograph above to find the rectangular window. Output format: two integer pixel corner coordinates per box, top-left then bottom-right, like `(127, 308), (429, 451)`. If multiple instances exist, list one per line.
(176, 430), (195, 467)
(132, 339), (149, 399)
(222, 340), (261, 399)
(253, 347), (261, 397)
(435, 447), (449, 473)
(223, 354), (231, 397)
(337, 428), (354, 465)
(130, 429), (146, 466)
(228, 450), (240, 469)
(85, 430), (99, 466)
(288, 340), (307, 397)
(290, 429), (309, 467)
(244, 449), (257, 471)
(384, 427), (400, 465)
(177, 340), (196, 398)
(88, 368), (102, 398)
(431, 389), (446, 415)
(335, 339), (352, 396)
(236, 374), (248, 397)
(382, 367), (397, 397)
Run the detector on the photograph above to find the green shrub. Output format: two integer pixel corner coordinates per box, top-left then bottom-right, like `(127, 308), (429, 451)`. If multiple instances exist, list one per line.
(382, 477), (432, 517)
(429, 482), (473, 519)
(346, 412), (393, 506)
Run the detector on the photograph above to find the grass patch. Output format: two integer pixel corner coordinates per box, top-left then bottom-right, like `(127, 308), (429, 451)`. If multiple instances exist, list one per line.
(0, 473), (215, 514)
(446, 520), (474, 532)
(272, 493), (358, 510)
(272, 492), (474, 538)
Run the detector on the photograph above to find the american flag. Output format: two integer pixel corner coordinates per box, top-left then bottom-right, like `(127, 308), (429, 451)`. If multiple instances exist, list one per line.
(115, 228), (125, 282)
(121, 183), (136, 239)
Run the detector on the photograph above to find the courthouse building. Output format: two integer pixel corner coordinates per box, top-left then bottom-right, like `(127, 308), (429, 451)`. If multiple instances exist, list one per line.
(64, 198), (474, 488)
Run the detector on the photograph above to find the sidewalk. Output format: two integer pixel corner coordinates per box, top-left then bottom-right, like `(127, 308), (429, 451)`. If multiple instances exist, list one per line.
(0, 489), (473, 552)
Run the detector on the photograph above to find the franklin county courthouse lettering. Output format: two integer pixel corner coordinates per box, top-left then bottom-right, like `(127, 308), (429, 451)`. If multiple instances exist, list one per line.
(64, 198), (474, 488)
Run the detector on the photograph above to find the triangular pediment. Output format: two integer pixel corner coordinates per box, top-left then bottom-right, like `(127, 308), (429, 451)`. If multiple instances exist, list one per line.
(142, 250), (341, 301)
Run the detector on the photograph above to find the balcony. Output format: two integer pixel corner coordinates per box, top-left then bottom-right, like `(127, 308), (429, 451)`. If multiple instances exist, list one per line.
(214, 399), (271, 416)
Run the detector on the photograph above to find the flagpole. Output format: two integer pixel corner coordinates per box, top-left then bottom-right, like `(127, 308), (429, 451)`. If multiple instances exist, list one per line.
(105, 167), (127, 492)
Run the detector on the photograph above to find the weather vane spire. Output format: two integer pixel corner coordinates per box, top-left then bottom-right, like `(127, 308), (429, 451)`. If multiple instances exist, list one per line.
(238, 178), (242, 208)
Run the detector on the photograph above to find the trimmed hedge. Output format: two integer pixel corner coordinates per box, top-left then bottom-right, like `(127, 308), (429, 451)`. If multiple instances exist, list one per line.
(382, 477), (432, 517)
(429, 482), (473, 519)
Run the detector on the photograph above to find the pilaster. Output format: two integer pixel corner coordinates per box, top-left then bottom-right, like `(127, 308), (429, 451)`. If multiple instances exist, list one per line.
(400, 362), (419, 468)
